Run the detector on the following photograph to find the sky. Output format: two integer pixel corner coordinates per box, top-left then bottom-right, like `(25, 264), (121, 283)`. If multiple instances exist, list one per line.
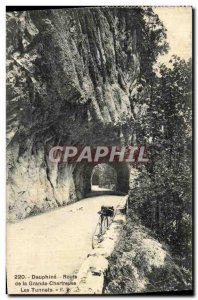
(153, 7), (192, 65)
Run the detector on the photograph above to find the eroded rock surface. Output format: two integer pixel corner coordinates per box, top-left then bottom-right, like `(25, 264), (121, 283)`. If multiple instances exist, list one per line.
(104, 214), (189, 294)
(6, 8), (145, 221)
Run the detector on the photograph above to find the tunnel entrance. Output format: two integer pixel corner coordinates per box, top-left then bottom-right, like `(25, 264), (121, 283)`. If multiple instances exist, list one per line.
(73, 161), (130, 199)
(91, 163), (117, 192)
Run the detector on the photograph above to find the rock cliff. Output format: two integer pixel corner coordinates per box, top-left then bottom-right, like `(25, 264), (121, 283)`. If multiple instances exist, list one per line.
(6, 7), (144, 221)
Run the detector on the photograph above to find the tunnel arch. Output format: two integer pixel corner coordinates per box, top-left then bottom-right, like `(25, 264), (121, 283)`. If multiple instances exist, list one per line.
(73, 161), (130, 199)
(91, 163), (117, 191)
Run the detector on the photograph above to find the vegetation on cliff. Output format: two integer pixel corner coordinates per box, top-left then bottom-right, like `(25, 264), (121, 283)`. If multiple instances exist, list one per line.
(105, 55), (192, 294)
(6, 6), (192, 293)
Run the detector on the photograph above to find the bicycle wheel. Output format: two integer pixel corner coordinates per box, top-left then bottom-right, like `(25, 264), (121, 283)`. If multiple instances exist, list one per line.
(92, 218), (102, 249)
(101, 216), (108, 235)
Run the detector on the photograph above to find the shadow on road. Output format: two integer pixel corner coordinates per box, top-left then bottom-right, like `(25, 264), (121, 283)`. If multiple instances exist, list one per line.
(86, 186), (127, 198)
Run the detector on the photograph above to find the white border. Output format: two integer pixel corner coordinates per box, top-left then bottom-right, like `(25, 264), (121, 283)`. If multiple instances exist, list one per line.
(0, 1), (196, 299)
(1, 0), (195, 6)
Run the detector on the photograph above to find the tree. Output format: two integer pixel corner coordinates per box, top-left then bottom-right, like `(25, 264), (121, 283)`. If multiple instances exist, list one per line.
(130, 56), (192, 278)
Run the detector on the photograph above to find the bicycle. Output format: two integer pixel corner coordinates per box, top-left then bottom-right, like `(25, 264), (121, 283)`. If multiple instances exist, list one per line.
(92, 205), (115, 249)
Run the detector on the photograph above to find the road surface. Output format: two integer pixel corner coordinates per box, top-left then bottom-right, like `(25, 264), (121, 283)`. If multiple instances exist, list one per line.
(7, 191), (123, 294)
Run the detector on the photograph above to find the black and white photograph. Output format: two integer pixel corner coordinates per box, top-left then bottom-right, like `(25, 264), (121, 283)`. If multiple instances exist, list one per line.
(5, 4), (193, 296)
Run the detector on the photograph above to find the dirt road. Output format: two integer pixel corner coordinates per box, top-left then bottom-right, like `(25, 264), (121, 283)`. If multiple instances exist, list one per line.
(7, 192), (123, 294)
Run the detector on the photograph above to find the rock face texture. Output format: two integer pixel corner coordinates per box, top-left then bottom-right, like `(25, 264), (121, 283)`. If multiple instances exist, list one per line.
(6, 7), (142, 221)
(104, 214), (188, 294)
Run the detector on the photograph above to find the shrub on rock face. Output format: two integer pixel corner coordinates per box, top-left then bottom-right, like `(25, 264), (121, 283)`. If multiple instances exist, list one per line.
(104, 215), (190, 294)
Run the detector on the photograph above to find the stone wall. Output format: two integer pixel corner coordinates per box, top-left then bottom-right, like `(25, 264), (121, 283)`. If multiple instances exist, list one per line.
(69, 195), (128, 294)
